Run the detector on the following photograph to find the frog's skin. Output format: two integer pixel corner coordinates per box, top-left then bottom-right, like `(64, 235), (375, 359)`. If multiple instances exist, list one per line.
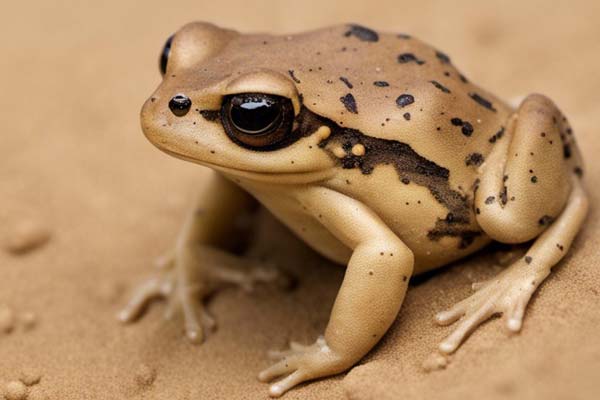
(119, 22), (588, 397)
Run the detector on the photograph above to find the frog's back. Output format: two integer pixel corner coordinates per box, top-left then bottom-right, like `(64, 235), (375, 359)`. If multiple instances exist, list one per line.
(208, 24), (513, 190)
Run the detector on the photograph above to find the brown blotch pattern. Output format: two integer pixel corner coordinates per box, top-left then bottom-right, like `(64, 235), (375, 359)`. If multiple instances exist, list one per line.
(294, 108), (479, 249)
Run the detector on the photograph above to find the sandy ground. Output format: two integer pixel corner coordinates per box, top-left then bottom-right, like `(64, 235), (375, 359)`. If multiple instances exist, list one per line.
(1, 0), (599, 399)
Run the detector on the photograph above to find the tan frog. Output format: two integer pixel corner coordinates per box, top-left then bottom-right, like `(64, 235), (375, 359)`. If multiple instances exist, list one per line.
(118, 22), (588, 397)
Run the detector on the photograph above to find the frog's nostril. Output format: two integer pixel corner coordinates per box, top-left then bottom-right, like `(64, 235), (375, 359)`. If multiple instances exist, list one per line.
(169, 94), (192, 117)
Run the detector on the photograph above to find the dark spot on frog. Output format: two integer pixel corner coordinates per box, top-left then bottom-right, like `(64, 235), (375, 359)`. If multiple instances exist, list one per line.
(499, 186), (508, 205)
(465, 153), (484, 167)
(485, 196), (495, 205)
(462, 122), (474, 136)
(430, 80), (451, 94)
(374, 81), (389, 87)
(397, 33), (411, 39)
(397, 53), (425, 65)
(531, 176), (538, 183)
(525, 256), (532, 264)
(288, 70), (301, 84)
(344, 24), (379, 42)
(489, 127), (505, 143)
(339, 76), (353, 89)
(574, 166), (584, 177)
(340, 93), (358, 114)
(469, 93), (497, 112)
(401, 177), (410, 185)
(450, 118), (474, 136)
(556, 243), (564, 251)
(563, 144), (572, 159)
(403, 112), (411, 121)
(435, 50), (451, 64)
(396, 94), (415, 108)
(539, 215), (554, 226)
(198, 109), (220, 122)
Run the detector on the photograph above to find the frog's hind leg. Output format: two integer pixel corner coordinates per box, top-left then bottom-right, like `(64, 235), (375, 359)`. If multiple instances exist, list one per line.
(434, 94), (588, 354)
(475, 94), (583, 244)
(436, 178), (587, 353)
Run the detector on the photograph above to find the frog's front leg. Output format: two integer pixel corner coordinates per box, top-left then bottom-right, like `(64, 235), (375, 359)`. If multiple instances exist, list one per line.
(118, 171), (279, 343)
(259, 187), (414, 397)
(435, 94), (588, 353)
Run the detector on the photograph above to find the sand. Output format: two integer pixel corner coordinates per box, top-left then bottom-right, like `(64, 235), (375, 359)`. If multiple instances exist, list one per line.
(1, 0), (599, 399)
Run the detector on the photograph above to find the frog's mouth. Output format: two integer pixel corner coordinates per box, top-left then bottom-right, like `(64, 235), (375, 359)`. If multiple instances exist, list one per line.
(160, 147), (335, 185)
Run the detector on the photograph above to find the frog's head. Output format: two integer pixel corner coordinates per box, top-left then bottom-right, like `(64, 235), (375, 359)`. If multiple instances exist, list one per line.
(140, 22), (337, 183)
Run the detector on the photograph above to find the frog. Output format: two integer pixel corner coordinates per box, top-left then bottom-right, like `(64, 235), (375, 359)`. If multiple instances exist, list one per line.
(118, 22), (588, 397)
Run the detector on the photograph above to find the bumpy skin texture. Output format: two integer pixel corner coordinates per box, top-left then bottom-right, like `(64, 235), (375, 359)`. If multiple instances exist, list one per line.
(120, 22), (588, 397)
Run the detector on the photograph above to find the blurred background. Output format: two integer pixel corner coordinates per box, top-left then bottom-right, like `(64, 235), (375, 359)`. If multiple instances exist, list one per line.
(1, 1), (598, 399)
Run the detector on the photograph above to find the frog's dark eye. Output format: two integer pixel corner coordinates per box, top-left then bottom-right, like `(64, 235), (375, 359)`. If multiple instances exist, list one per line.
(221, 93), (295, 150)
(159, 35), (174, 76)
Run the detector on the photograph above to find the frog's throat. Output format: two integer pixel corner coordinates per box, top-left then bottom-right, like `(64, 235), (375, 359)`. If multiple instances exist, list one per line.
(296, 106), (482, 249)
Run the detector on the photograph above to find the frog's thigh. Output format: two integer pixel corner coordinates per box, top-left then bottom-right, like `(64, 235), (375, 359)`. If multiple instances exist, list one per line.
(476, 94), (572, 243)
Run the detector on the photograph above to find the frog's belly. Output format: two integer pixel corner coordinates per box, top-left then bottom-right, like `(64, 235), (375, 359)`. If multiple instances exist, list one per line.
(249, 190), (354, 265)
(256, 188), (490, 275)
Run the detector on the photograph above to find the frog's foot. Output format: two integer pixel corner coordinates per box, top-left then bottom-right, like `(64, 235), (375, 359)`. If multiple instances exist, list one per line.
(259, 336), (348, 398)
(118, 246), (283, 344)
(435, 262), (549, 354)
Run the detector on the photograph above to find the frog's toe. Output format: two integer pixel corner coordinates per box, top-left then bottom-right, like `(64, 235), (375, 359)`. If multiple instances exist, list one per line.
(437, 297), (497, 354)
(117, 275), (174, 323)
(259, 336), (348, 397)
(178, 293), (206, 343)
(259, 354), (310, 398)
(161, 285), (217, 344)
(504, 286), (536, 333)
(435, 297), (470, 326)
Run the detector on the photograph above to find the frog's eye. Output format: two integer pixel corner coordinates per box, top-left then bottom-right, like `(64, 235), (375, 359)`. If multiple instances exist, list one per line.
(159, 35), (174, 76)
(221, 93), (294, 150)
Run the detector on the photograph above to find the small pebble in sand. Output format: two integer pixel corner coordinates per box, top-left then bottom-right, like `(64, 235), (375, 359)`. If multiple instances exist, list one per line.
(19, 368), (42, 386)
(20, 312), (37, 331)
(0, 304), (15, 334)
(134, 364), (156, 387)
(422, 352), (449, 372)
(5, 220), (51, 255)
(4, 381), (28, 400)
